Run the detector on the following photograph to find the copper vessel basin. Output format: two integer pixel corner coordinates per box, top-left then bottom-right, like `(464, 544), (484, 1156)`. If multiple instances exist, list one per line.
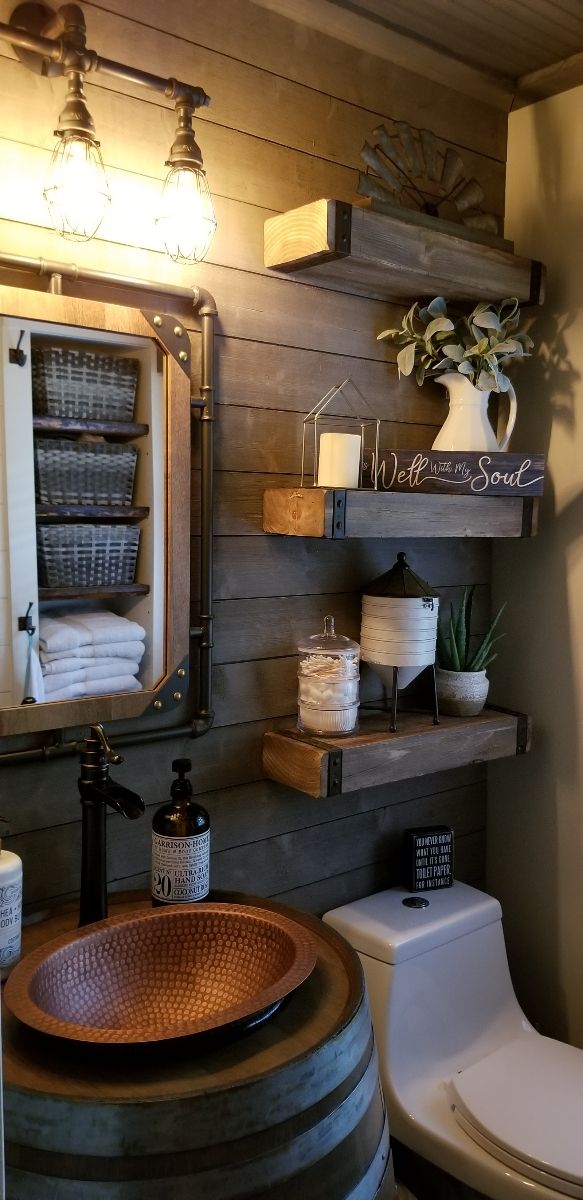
(4, 903), (317, 1044)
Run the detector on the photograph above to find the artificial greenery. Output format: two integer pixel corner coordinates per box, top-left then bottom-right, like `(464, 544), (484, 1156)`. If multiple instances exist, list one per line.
(437, 587), (506, 673)
(377, 296), (533, 392)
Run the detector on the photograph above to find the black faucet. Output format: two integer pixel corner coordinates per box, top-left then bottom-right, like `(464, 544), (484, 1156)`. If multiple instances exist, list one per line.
(78, 724), (145, 927)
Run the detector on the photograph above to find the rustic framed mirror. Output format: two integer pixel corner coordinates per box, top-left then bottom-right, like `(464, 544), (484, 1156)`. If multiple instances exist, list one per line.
(0, 284), (192, 737)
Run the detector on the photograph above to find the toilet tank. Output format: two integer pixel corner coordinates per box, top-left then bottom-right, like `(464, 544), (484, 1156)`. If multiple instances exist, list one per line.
(324, 882), (501, 965)
(324, 883), (531, 1088)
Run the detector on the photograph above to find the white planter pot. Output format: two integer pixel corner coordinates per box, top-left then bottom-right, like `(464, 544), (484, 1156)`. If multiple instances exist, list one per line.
(436, 668), (489, 717)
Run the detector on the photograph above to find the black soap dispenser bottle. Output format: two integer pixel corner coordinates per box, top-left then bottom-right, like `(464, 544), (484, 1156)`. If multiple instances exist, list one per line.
(151, 758), (210, 906)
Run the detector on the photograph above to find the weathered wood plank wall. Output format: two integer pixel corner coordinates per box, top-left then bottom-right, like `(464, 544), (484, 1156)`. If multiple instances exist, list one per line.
(0, 0), (506, 913)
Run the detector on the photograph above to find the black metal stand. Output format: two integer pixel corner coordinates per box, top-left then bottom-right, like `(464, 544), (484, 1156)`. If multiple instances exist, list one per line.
(388, 663), (440, 733)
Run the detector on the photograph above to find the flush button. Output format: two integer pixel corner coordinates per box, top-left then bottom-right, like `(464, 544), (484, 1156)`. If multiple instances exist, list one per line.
(402, 895), (430, 909)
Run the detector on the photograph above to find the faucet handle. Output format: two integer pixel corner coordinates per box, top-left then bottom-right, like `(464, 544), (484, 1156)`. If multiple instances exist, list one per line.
(88, 724), (123, 766)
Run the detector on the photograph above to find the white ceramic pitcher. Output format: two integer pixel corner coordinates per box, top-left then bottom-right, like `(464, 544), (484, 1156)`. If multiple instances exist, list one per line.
(432, 371), (517, 452)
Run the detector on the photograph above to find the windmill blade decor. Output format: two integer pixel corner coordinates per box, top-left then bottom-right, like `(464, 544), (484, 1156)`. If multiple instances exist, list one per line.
(358, 121), (499, 237)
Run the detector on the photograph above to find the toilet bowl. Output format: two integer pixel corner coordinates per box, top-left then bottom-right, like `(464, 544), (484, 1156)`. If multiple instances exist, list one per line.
(324, 882), (583, 1200)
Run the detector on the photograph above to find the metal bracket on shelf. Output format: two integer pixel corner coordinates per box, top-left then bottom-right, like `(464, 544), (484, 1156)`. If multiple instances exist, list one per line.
(515, 713), (530, 755)
(331, 490), (346, 538)
(327, 750), (343, 795)
(488, 704), (531, 755)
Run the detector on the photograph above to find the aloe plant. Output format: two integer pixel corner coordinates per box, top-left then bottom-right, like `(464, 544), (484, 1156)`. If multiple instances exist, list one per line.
(437, 588), (506, 672)
(377, 296), (533, 392)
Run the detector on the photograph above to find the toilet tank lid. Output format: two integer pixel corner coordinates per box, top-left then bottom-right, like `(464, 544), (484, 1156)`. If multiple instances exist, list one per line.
(323, 882), (502, 964)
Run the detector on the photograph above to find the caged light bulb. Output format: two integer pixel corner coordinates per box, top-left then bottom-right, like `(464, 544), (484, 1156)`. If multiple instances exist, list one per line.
(156, 164), (217, 265)
(44, 134), (111, 242)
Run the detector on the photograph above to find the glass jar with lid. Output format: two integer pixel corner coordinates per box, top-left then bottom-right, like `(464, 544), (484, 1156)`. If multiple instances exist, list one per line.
(297, 615), (360, 735)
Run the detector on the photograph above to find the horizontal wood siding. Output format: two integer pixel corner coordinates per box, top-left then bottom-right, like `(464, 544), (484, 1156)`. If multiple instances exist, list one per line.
(0, 0), (503, 912)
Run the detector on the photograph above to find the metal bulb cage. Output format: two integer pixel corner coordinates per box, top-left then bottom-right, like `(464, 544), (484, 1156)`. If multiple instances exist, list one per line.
(44, 133), (111, 242)
(156, 164), (217, 265)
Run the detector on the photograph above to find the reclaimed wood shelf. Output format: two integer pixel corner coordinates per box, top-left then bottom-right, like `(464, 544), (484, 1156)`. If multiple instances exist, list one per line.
(263, 708), (530, 799)
(36, 503), (149, 523)
(33, 415), (149, 439)
(263, 487), (538, 539)
(264, 199), (545, 304)
(39, 583), (149, 600)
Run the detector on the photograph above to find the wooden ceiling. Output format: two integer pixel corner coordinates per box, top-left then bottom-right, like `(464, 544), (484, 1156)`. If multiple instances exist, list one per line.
(252, 0), (583, 110)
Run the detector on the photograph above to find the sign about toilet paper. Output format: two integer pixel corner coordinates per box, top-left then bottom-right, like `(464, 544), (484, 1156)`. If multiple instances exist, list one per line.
(403, 825), (454, 891)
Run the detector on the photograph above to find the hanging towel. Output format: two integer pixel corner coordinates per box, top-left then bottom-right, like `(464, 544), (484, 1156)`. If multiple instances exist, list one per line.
(22, 645), (45, 704)
(45, 676), (143, 702)
(43, 661), (141, 695)
(39, 611), (146, 655)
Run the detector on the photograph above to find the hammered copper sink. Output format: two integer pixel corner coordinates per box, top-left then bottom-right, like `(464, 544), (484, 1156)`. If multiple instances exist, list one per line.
(3, 903), (317, 1044)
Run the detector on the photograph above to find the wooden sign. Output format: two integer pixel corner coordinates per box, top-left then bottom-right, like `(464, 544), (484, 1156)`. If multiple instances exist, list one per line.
(362, 449), (545, 496)
(403, 825), (454, 891)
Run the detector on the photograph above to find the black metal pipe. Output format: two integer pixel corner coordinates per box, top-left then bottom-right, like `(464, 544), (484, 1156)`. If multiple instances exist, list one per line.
(0, 18), (210, 109)
(192, 308), (215, 737)
(0, 252), (203, 304)
(78, 789), (107, 925)
(0, 719), (203, 766)
(0, 20), (60, 61)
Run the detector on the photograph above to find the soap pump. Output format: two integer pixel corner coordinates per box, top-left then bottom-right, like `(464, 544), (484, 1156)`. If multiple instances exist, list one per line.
(151, 759), (210, 906)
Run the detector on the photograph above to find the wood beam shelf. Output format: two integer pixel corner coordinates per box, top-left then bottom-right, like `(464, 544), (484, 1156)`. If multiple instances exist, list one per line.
(263, 487), (538, 539)
(264, 199), (545, 304)
(263, 708), (530, 799)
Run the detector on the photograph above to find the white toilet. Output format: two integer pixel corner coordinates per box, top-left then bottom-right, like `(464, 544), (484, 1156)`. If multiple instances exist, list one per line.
(324, 881), (583, 1200)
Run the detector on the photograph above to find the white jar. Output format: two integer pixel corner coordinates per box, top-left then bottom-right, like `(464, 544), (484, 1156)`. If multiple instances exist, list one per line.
(297, 616), (360, 736)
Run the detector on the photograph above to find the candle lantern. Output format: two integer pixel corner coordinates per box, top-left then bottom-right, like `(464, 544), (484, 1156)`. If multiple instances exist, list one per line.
(361, 552), (440, 732)
(301, 379), (380, 490)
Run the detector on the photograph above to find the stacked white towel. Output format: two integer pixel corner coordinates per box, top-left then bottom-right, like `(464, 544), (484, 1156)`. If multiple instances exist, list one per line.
(39, 610), (146, 701)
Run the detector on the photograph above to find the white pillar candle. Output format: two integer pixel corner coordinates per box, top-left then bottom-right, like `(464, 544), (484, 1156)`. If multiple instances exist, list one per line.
(317, 432), (362, 488)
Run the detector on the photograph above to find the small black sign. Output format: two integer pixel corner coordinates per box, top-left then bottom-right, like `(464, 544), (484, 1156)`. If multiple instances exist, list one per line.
(403, 825), (454, 891)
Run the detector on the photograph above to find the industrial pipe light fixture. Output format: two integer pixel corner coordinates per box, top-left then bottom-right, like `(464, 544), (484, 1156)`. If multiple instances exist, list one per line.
(0, 2), (216, 263)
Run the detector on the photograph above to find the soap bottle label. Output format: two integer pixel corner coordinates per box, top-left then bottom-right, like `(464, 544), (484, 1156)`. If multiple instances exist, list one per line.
(152, 830), (210, 903)
(0, 878), (22, 976)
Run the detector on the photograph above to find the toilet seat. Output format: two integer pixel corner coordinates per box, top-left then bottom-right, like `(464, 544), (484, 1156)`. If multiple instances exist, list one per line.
(449, 1035), (583, 1198)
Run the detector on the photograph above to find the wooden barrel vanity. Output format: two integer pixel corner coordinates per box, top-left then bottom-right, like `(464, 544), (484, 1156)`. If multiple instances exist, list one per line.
(2, 894), (393, 1199)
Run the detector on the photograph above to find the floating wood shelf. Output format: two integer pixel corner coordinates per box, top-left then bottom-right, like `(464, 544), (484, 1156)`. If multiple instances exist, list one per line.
(263, 487), (538, 539)
(264, 199), (545, 304)
(36, 504), (149, 523)
(263, 708), (530, 799)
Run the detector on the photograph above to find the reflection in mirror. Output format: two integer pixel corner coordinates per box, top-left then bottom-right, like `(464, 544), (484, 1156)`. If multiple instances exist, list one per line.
(0, 287), (192, 738)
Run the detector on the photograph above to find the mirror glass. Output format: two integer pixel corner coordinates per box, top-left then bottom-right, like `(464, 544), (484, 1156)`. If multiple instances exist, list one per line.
(0, 287), (191, 737)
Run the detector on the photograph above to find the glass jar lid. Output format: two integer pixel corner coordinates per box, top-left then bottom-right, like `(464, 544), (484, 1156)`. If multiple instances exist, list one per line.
(363, 551), (438, 598)
(298, 615), (359, 656)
